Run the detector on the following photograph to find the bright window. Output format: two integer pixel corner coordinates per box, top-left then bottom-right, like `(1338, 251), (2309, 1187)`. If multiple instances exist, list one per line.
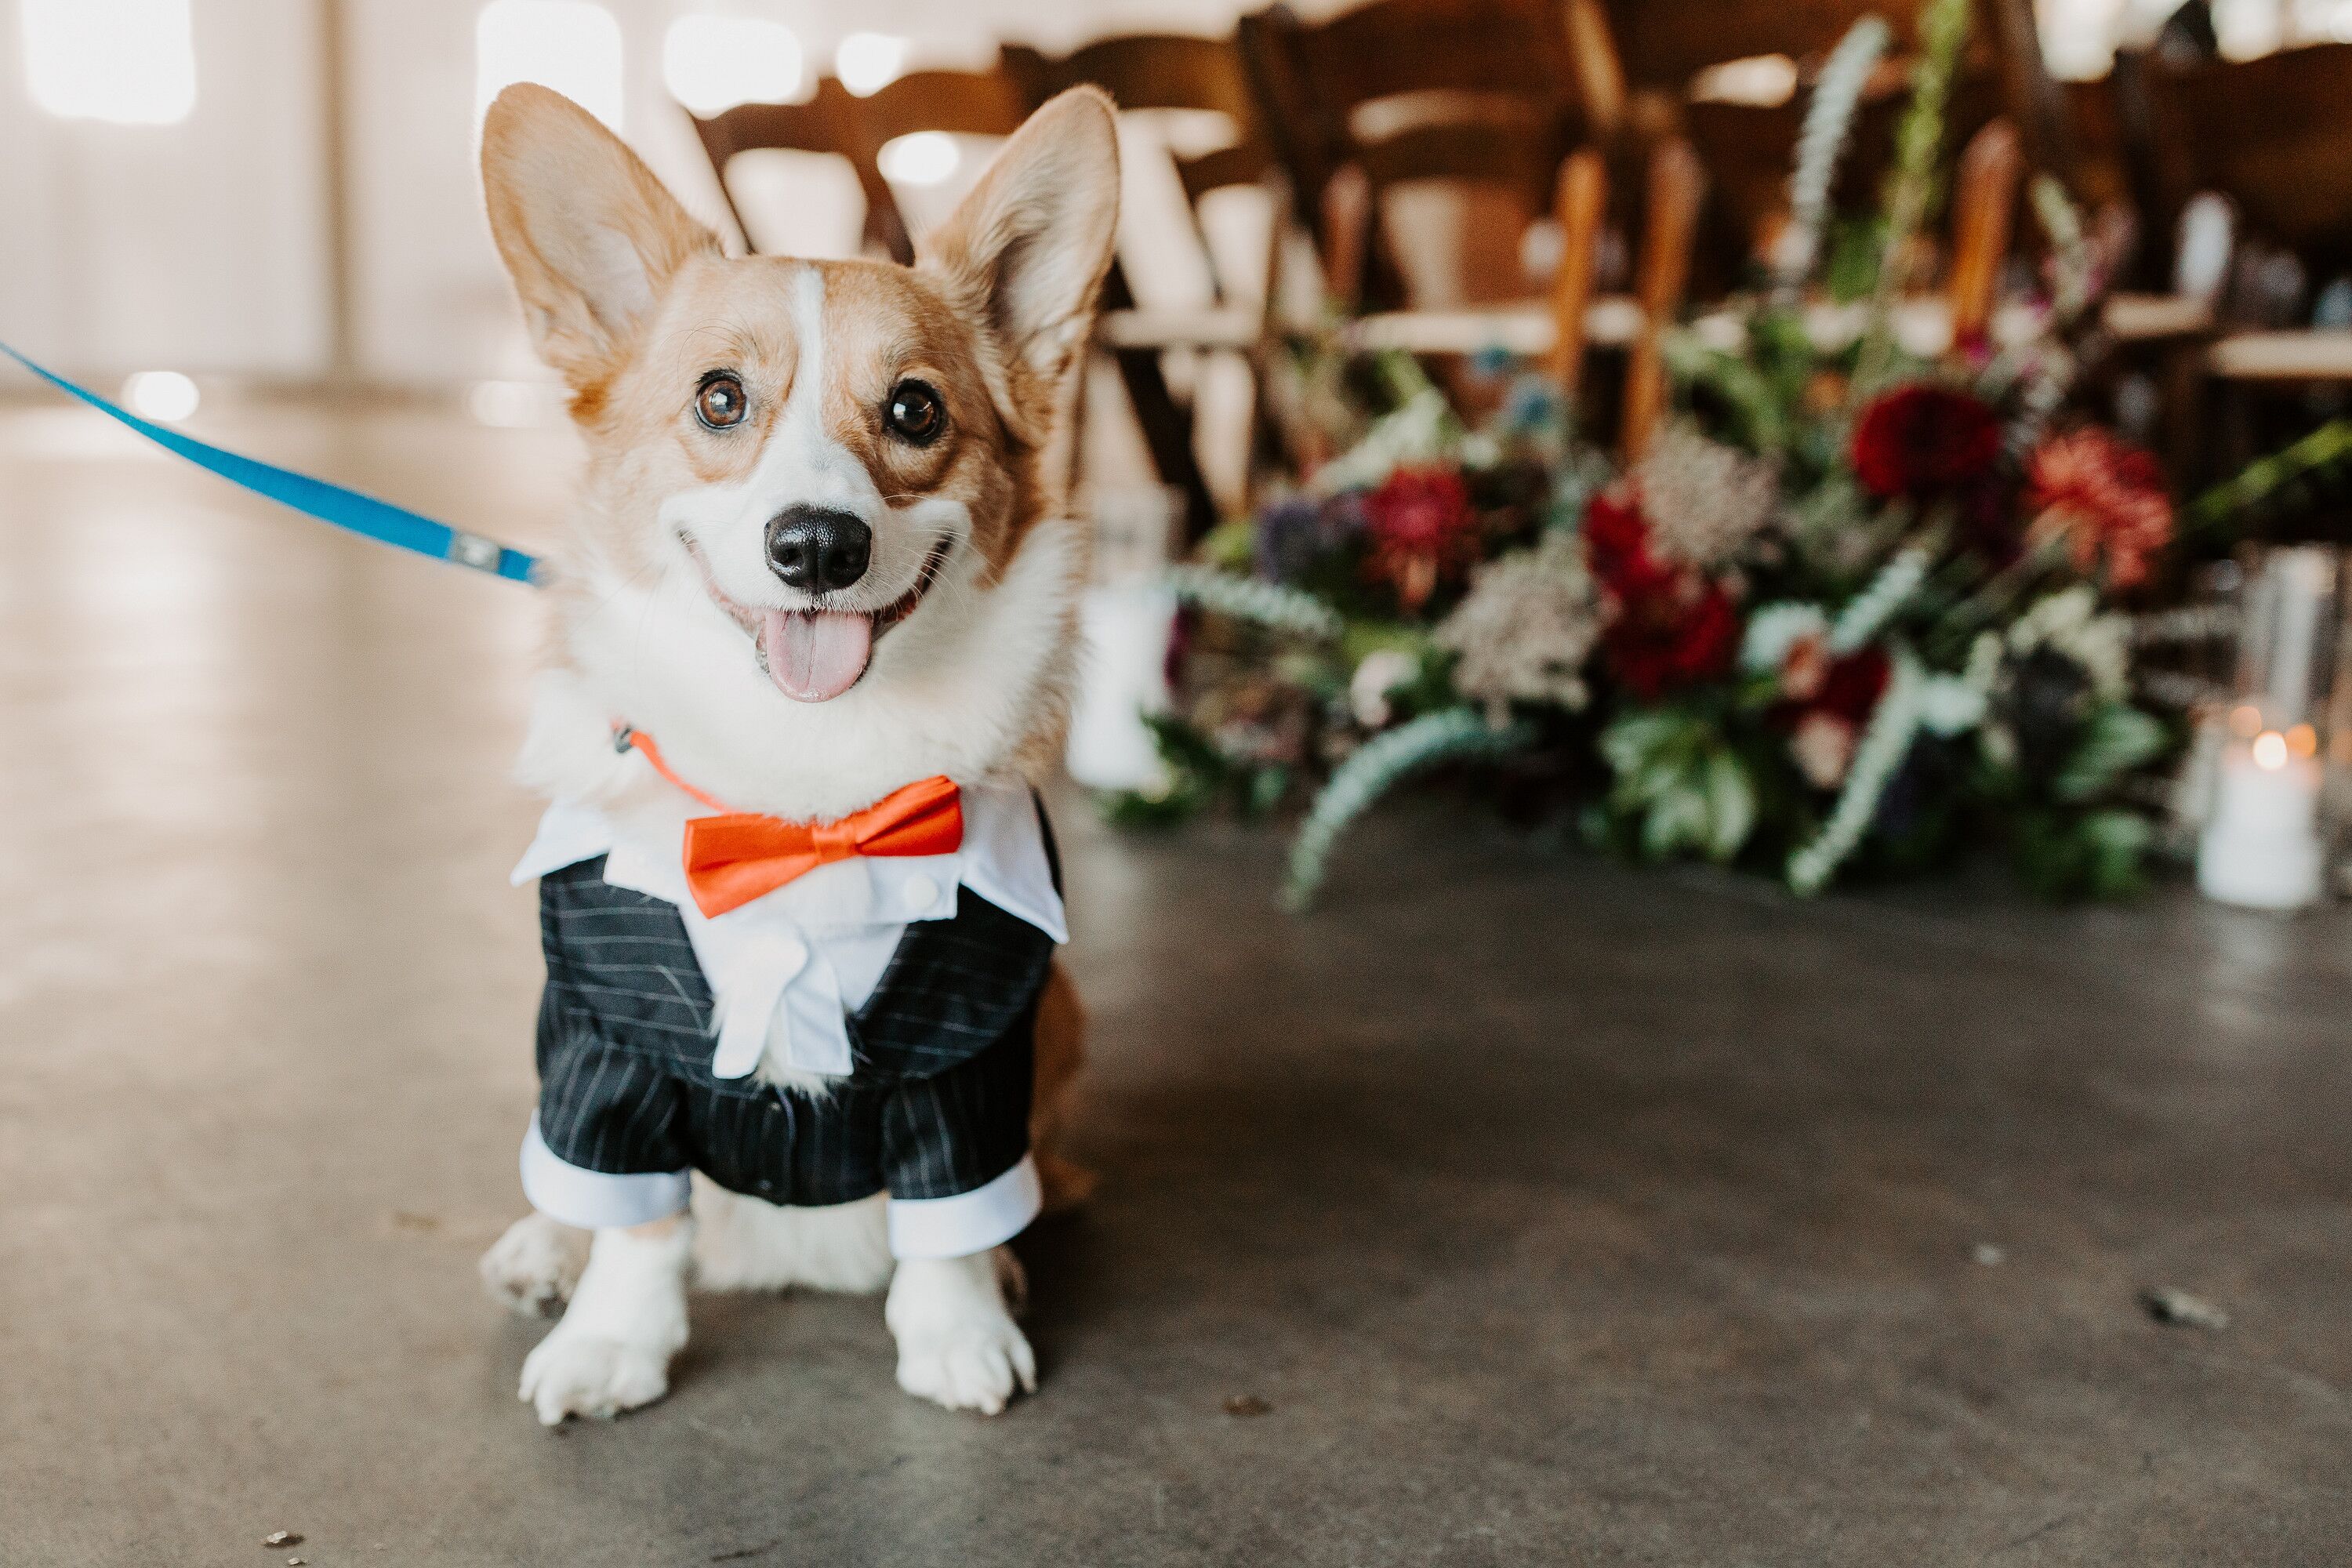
(20, 0), (197, 125)
(476, 0), (625, 132)
(662, 15), (802, 116)
(836, 32), (908, 97)
(879, 131), (960, 187)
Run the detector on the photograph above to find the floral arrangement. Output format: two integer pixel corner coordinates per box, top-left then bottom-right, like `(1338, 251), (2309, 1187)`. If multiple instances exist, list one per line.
(1118, 0), (2187, 909)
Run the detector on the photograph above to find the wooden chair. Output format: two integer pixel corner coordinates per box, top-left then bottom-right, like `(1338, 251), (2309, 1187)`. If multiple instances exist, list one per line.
(1004, 34), (1296, 514)
(2128, 42), (2352, 481)
(685, 81), (881, 257)
(1607, 0), (2076, 183)
(1679, 74), (2009, 294)
(829, 67), (1035, 264)
(1239, 0), (1626, 313)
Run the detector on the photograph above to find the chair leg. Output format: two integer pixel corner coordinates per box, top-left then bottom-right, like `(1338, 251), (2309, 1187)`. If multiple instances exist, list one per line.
(1620, 139), (1705, 466)
(1547, 149), (1608, 416)
(1111, 350), (1219, 546)
(1101, 263), (1221, 545)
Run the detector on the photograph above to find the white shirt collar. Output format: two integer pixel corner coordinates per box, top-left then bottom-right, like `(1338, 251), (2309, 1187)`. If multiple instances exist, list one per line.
(511, 780), (1065, 1083)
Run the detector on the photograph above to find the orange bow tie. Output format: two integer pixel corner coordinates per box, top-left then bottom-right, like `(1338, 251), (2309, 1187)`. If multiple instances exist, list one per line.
(619, 728), (964, 917)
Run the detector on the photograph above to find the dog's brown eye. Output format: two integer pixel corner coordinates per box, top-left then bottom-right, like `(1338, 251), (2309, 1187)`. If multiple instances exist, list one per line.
(695, 373), (747, 430)
(884, 379), (944, 445)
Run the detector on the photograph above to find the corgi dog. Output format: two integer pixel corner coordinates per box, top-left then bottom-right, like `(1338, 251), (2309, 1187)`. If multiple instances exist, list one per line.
(470, 83), (1117, 1424)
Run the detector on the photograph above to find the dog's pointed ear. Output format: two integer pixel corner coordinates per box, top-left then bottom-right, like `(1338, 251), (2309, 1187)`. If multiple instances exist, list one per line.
(920, 88), (1120, 442)
(480, 84), (717, 386)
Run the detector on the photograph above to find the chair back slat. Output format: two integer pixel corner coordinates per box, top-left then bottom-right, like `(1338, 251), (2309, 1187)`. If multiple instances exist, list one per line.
(1946, 118), (2024, 345)
(1240, 0), (1624, 313)
(1240, 0), (1616, 238)
(685, 82), (869, 255)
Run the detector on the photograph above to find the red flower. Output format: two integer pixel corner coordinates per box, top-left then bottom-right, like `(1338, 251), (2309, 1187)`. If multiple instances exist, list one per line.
(1362, 465), (1480, 612)
(1849, 385), (2002, 499)
(1584, 488), (1675, 598)
(2025, 429), (2173, 590)
(1815, 645), (1890, 724)
(1585, 488), (1739, 699)
(1771, 643), (1890, 787)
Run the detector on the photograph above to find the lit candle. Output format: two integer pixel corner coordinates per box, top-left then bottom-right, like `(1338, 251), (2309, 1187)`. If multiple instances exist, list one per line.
(2197, 719), (2324, 910)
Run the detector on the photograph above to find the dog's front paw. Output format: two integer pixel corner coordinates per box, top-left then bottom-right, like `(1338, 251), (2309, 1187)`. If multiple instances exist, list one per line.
(481, 1211), (589, 1317)
(518, 1330), (672, 1425)
(894, 1319), (1037, 1416)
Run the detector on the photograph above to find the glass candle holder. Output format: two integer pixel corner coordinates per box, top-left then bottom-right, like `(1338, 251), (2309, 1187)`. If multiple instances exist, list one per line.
(2197, 545), (2337, 910)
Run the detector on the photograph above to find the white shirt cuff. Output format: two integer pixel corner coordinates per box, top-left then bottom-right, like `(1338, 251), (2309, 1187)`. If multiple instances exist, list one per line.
(520, 1118), (691, 1231)
(886, 1153), (1043, 1259)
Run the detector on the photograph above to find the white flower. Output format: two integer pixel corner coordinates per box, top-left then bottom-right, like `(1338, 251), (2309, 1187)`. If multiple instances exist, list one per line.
(1433, 532), (1603, 724)
(1637, 423), (1780, 568)
(2008, 585), (2131, 702)
(1348, 648), (1421, 728)
(1918, 672), (1987, 735)
(1742, 603), (1831, 673)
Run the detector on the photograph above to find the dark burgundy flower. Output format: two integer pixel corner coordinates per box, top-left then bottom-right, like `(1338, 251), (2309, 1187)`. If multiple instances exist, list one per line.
(1850, 385), (2002, 500)
(1586, 485), (1740, 700)
(1771, 644), (1891, 789)
(1603, 578), (1739, 701)
(1815, 645), (1891, 724)
(1362, 465), (1480, 612)
(1584, 487), (1675, 599)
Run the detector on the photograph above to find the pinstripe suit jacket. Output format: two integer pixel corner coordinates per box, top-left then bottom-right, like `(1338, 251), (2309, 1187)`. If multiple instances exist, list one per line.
(530, 818), (1058, 1214)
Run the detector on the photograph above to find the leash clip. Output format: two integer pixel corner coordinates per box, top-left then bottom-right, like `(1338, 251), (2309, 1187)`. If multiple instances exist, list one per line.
(445, 529), (504, 573)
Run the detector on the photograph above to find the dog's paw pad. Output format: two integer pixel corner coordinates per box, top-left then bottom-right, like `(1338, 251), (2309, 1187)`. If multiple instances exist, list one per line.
(480, 1213), (589, 1319)
(895, 1320), (1036, 1416)
(518, 1333), (671, 1425)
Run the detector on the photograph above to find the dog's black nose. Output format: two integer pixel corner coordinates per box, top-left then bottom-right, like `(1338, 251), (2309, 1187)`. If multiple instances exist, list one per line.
(764, 506), (872, 593)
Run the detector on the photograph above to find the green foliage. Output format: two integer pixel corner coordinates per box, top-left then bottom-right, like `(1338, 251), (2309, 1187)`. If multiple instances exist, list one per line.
(1857, 0), (1973, 392)
(1164, 565), (1344, 642)
(1824, 216), (1887, 303)
(2053, 703), (2168, 803)
(1777, 15), (1893, 293)
(2012, 807), (2153, 901)
(1598, 710), (1759, 864)
(2186, 420), (2352, 538)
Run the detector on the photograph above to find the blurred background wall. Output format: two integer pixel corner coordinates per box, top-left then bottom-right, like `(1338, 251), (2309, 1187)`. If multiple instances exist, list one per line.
(0, 0), (2344, 393)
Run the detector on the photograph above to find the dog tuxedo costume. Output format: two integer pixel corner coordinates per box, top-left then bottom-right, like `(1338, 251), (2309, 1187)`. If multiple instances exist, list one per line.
(510, 731), (1065, 1261)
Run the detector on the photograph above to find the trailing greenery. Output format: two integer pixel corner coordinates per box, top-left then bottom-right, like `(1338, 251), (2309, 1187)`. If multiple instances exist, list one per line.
(1857, 0), (1973, 391)
(1163, 564), (1345, 641)
(1787, 651), (1927, 892)
(2186, 419), (2352, 535)
(2031, 175), (2092, 325)
(1777, 16), (1893, 296)
(1284, 709), (1534, 909)
(1831, 546), (1933, 652)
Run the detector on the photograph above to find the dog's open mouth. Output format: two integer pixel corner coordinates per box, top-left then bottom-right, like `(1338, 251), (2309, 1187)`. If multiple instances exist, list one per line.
(683, 535), (953, 704)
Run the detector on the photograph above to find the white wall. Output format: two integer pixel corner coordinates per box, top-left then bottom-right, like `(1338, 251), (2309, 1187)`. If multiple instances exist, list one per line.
(0, 0), (2186, 389)
(0, 0), (332, 382)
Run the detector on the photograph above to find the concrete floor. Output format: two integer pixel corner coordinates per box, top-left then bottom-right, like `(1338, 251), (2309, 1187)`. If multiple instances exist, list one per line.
(4, 405), (2350, 1566)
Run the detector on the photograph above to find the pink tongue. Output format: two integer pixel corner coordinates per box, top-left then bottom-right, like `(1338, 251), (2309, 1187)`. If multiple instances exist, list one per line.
(760, 609), (874, 702)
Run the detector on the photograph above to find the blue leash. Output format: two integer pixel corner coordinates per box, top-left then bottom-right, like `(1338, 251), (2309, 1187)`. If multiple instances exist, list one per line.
(2, 341), (542, 584)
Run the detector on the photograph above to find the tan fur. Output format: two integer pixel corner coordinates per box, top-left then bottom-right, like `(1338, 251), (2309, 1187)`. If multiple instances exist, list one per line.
(481, 85), (1119, 1213)
(1029, 960), (1094, 1213)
